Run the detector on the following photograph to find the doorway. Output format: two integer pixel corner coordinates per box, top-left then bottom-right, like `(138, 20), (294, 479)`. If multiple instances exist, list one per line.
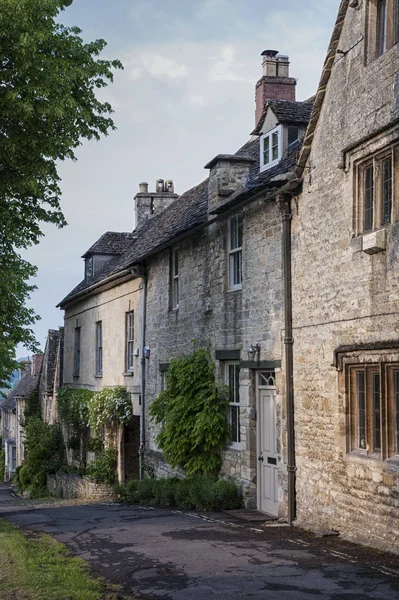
(257, 371), (278, 516)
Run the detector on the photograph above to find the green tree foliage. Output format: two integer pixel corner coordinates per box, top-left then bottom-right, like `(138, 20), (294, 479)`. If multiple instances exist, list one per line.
(149, 349), (230, 476)
(0, 0), (122, 389)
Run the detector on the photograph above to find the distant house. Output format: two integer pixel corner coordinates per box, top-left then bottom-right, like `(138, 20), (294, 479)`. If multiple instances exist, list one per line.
(0, 356), (42, 480)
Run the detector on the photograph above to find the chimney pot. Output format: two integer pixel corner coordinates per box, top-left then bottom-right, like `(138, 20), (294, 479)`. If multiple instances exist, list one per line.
(165, 180), (174, 193)
(139, 182), (148, 193)
(156, 179), (165, 193)
(277, 55), (290, 78)
(261, 49), (279, 57)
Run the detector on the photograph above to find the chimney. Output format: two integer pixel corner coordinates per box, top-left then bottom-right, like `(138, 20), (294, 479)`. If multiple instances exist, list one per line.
(205, 155), (255, 218)
(19, 359), (32, 378)
(255, 50), (296, 127)
(32, 353), (43, 377)
(134, 180), (179, 229)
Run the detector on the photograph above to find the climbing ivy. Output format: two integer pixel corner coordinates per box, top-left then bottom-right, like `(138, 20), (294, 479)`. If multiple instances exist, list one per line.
(149, 349), (229, 476)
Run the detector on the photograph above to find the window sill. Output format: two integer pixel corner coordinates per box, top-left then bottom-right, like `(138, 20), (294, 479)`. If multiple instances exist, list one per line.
(123, 371), (134, 377)
(227, 443), (242, 452)
(228, 286), (242, 293)
(346, 449), (382, 462)
(94, 374), (103, 379)
(73, 374), (80, 379)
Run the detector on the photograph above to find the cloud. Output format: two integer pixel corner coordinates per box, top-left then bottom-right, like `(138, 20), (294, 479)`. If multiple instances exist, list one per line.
(125, 52), (189, 81)
(209, 44), (252, 83)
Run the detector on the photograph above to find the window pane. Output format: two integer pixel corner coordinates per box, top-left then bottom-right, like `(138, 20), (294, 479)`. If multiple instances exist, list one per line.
(230, 216), (238, 250)
(376, 0), (387, 57)
(364, 166), (374, 231)
(96, 322), (102, 374)
(263, 136), (270, 165)
(230, 251), (242, 286)
(272, 132), (279, 161)
(237, 214), (243, 248)
(382, 157), (392, 224)
(230, 405), (241, 443)
(357, 371), (366, 449)
(395, 371), (399, 453)
(174, 250), (179, 276)
(373, 373), (381, 451)
(288, 126), (299, 147)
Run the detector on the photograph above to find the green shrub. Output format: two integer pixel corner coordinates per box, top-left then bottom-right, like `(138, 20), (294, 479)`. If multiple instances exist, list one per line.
(0, 448), (5, 482)
(18, 464), (32, 489)
(149, 349), (230, 476)
(86, 447), (117, 485)
(86, 437), (104, 455)
(118, 476), (243, 511)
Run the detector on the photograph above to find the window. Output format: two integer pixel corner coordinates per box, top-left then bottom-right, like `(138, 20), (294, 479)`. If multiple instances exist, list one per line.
(160, 371), (167, 392)
(367, 0), (399, 61)
(172, 248), (179, 309)
(74, 327), (81, 376)
(10, 445), (16, 472)
(288, 126), (300, 149)
(228, 214), (243, 290)
(85, 256), (93, 283)
(347, 361), (399, 458)
(95, 321), (102, 375)
(225, 363), (241, 447)
(356, 144), (398, 234)
(125, 312), (134, 372)
(260, 126), (282, 171)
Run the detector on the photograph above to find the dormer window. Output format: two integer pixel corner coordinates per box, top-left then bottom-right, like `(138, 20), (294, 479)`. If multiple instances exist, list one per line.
(260, 125), (282, 172)
(85, 256), (93, 283)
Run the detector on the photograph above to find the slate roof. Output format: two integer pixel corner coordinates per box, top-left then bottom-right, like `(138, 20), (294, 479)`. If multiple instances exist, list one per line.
(82, 232), (136, 258)
(59, 101), (311, 308)
(252, 100), (313, 135)
(0, 371), (39, 412)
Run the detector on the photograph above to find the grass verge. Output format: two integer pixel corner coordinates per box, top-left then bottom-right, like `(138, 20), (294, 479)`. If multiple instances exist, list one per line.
(0, 518), (103, 600)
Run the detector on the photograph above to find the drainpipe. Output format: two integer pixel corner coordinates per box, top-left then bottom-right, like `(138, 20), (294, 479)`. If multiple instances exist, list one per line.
(278, 193), (296, 525)
(139, 265), (148, 480)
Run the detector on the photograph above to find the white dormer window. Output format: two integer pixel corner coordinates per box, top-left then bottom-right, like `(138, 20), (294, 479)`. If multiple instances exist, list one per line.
(260, 125), (282, 172)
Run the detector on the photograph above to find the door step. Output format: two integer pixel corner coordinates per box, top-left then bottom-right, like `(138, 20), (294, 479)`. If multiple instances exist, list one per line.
(222, 509), (278, 522)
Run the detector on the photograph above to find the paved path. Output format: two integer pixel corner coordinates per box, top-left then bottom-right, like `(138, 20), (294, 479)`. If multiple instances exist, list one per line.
(0, 488), (399, 599)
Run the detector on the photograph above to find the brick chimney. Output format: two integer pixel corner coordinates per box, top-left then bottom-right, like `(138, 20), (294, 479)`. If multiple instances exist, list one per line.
(32, 353), (44, 377)
(134, 180), (178, 229)
(255, 50), (296, 127)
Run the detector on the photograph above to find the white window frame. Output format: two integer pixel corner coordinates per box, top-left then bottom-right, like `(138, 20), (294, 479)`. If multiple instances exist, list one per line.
(172, 248), (179, 310)
(126, 311), (134, 372)
(260, 125), (282, 172)
(225, 362), (241, 450)
(228, 213), (243, 291)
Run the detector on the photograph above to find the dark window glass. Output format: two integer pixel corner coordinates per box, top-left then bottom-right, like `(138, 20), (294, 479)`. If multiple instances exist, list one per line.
(376, 0), (387, 57)
(373, 373), (381, 450)
(364, 165), (374, 231)
(74, 327), (81, 376)
(228, 364), (240, 443)
(382, 157), (392, 223)
(288, 126), (299, 147)
(96, 322), (103, 375)
(357, 371), (366, 449)
(395, 370), (399, 452)
(263, 136), (270, 165)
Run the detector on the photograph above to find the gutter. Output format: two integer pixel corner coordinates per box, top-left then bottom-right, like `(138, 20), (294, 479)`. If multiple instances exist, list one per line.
(278, 193), (296, 525)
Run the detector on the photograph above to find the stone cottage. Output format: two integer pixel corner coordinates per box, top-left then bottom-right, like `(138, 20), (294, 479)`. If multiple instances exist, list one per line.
(59, 51), (312, 517)
(293, 0), (399, 552)
(0, 355), (43, 480)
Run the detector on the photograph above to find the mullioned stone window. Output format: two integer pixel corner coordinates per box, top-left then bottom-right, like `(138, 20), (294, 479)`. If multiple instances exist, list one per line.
(367, 0), (399, 62)
(338, 349), (399, 461)
(354, 141), (399, 235)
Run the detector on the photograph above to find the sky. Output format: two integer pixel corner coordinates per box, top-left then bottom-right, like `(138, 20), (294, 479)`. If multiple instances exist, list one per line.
(20, 0), (341, 355)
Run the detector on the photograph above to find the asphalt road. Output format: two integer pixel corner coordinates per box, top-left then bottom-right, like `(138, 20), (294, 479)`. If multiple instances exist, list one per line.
(1, 484), (399, 599)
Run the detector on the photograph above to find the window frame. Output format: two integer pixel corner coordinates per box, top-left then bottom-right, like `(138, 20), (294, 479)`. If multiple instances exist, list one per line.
(95, 321), (103, 376)
(260, 125), (282, 172)
(228, 213), (243, 291)
(171, 248), (179, 310)
(346, 360), (399, 460)
(367, 0), (399, 62)
(225, 362), (241, 449)
(125, 311), (134, 373)
(355, 143), (398, 235)
(73, 326), (81, 377)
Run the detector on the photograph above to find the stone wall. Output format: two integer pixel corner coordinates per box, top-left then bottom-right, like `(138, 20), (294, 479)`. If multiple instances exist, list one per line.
(47, 472), (115, 500)
(292, 3), (399, 553)
(144, 195), (287, 513)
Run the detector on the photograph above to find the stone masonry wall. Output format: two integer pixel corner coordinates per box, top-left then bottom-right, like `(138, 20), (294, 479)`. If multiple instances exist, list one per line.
(292, 3), (399, 553)
(144, 196), (287, 514)
(47, 472), (115, 500)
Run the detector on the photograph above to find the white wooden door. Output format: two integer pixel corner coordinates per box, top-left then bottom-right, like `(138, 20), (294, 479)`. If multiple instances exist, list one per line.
(257, 387), (278, 516)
